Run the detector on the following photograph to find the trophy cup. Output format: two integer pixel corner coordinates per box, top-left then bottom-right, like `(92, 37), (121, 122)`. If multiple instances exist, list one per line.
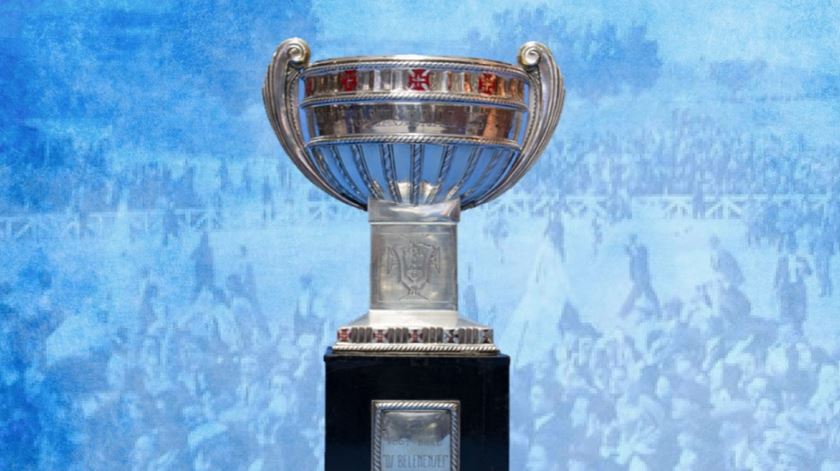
(264, 38), (564, 470)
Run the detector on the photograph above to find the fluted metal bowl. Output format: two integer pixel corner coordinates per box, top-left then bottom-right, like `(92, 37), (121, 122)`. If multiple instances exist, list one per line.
(263, 38), (564, 210)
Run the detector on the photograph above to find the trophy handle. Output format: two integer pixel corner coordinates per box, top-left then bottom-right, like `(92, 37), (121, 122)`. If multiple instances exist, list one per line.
(468, 42), (565, 208)
(263, 38), (362, 208)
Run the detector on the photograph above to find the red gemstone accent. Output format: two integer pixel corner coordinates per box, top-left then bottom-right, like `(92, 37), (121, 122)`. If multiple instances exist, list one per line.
(340, 70), (358, 92)
(305, 77), (316, 96)
(478, 73), (497, 95)
(407, 68), (431, 91)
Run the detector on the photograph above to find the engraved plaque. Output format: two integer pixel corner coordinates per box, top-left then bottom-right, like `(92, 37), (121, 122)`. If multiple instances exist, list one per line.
(372, 400), (460, 471)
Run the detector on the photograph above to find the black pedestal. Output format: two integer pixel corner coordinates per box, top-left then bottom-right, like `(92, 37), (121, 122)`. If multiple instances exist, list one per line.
(324, 349), (510, 471)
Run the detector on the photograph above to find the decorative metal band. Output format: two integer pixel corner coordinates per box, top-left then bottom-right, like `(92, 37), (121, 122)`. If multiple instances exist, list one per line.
(306, 134), (521, 151)
(336, 325), (494, 345)
(372, 400), (461, 471)
(333, 343), (499, 353)
(304, 103), (523, 143)
(301, 92), (528, 111)
(303, 58), (529, 79)
(302, 68), (526, 112)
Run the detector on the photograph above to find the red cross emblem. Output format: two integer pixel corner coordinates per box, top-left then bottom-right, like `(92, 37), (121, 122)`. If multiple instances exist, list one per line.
(338, 328), (350, 342)
(478, 73), (497, 95)
(340, 70), (358, 92)
(374, 329), (386, 343)
(305, 77), (316, 96)
(444, 329), (460, 344)
(407, 68), (431, 91)
(410, 329), (422, 343)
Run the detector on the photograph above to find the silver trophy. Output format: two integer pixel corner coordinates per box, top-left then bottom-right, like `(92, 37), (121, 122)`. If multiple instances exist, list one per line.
(264, 38), (564, 354)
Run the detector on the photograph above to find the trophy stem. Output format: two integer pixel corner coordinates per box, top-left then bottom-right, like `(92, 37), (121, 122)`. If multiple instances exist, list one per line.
(331, 198), (496, 352)
(369, 198), (459, 316)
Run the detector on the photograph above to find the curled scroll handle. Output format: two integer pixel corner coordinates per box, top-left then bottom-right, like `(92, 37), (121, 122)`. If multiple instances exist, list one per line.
(467, 41), (565, 208)
(262, 38), (362, 208)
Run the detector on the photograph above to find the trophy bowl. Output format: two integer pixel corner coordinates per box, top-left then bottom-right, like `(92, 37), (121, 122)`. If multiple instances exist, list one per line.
(264, 38), (564, 353)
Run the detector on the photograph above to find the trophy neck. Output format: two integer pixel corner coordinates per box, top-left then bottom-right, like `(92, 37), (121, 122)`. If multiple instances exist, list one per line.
(369, 199), (459, 316)
(329, 198), (496, 353)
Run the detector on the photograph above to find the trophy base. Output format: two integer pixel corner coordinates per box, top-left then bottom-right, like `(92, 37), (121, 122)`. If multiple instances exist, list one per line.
(332, 312), (498, 354)
(324, 348), (510, 471)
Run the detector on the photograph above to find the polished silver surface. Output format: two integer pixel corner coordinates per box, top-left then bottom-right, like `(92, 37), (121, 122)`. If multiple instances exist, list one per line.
(370, 199), (457, 311)
(369, 199), (460, 223)
(372, 400), (460, 471)
(263, 38), (563, 210)
(263, 38), (358, 208)
(471, 42), (565, 207)
(305, 103), (523, 141)
(263, 38), (564, 352)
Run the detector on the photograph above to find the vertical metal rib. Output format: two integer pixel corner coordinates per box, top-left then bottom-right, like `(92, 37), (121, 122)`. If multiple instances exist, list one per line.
(350, 144), (384, 199)
(427, 144), (454, 204)
(409, 144), (423, 204)
(473, 150), (522, 205)
(445, 147), (482, 201)
(329, 146), (366, 201)
(310, 147), (356, 202)
(461, 149), (505, 204)
(379, 144), (402, 203)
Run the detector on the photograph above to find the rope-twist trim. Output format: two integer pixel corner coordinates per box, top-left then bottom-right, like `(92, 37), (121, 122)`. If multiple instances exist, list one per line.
(374, 400), (460, 410)
(303, 60), (528, 79)
(301, 92), (527, 110)
(333, 343), (499, 353)
(307, 134), (521, 151)
(425, 144), (455, 203)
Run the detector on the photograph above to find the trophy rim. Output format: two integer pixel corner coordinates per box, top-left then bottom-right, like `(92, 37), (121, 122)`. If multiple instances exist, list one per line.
(305, 54), (529, 79)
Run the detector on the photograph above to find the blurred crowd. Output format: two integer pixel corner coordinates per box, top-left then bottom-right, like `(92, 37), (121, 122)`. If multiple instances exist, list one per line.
(515, 293), (840, 470)
(0, 155), (293, 219)
(532, 110), (840, 199)
(0, 235), (331, 470)
(1, 188), (837, 469)
(1, 110), (839, 469)
(513, 218), (838, 470)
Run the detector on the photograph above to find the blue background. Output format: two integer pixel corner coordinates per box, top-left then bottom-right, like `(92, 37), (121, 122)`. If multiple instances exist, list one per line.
(2, 1), (839, 469)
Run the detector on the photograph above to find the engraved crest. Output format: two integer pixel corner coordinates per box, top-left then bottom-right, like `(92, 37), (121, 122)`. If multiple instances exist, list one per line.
(386, 240), (441, 299)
